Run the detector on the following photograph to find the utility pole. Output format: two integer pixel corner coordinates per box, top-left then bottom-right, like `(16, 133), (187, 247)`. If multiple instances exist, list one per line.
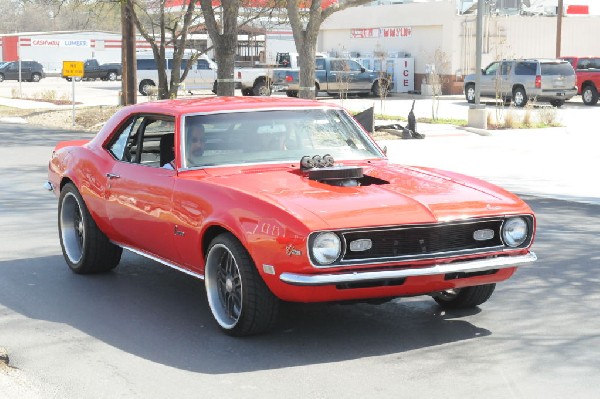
(556, 0), (563, 58)
(121, 0), (137, 105)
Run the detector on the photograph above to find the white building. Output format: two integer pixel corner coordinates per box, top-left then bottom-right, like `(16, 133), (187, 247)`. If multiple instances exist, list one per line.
(319, 0), (600, 94)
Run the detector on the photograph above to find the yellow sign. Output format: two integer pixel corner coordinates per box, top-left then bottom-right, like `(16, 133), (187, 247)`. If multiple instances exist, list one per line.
(62, 61), (84, 78)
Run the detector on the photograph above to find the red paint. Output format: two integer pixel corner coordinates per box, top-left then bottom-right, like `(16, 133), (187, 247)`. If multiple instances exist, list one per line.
(48, 97), (536, 304)
(2, 36), (18, 62)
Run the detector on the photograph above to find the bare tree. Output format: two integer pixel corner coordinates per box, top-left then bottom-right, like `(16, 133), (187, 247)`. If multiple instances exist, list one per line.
(285, 0), (371, 99)
(129, 0), (203, 99)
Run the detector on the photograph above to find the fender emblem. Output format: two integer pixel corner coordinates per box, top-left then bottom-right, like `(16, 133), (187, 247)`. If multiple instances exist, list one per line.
(286, 245), (302, 256)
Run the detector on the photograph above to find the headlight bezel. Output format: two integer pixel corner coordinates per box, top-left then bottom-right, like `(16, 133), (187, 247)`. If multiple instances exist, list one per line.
(308, 231), (344, 266)
(501, 216), (531, 248)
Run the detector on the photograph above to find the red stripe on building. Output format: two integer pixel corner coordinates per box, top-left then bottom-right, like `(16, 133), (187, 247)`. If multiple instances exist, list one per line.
(566, 5), (589, 14)
(2, 36), (18, 61)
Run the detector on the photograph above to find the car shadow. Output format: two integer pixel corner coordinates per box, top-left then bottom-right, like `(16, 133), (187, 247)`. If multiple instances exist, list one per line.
(0, 253), (490, 374)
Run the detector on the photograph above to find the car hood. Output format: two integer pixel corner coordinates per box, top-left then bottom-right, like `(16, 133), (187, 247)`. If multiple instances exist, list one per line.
(198, 163), (530, 230)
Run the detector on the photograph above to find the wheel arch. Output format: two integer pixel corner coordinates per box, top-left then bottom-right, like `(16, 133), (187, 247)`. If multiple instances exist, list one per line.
(581, 80), (597, 91)
(512, 84), (525, 94)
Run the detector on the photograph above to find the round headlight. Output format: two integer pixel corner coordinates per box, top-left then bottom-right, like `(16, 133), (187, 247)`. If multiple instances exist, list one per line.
(502, 217), (528, 248)
(311, 232), (341, 265)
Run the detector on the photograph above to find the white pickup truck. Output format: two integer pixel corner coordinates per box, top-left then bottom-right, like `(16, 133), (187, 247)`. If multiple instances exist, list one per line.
(136, 50), (294, 97)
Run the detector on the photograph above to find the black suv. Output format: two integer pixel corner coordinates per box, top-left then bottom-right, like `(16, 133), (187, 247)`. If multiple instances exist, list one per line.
(0, 61), (46, 82)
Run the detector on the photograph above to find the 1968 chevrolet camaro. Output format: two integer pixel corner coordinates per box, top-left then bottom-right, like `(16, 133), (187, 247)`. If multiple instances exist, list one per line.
(46, 96), (536, 336)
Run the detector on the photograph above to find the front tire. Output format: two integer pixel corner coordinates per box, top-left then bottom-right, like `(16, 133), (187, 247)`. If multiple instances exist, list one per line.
(582, 85), (599, 106)
(205, 233), (279, 336)
(58, 183), (122, 274)
(433, 284), (496, 309)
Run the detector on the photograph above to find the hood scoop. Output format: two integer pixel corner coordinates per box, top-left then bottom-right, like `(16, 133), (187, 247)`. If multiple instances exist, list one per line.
(300, 155), (388, 187)
(308, 166), (364, 187)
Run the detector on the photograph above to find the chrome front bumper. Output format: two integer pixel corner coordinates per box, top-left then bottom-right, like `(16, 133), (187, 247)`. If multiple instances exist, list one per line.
(279, 252), (537, 286)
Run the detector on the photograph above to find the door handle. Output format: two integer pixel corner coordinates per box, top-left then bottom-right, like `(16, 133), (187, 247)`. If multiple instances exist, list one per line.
(105, 173), (120, 179)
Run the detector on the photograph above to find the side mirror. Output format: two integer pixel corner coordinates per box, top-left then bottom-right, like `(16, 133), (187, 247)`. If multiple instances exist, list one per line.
(481, 69), (485, 74)
(382, 145), (388, 156)
(361, 67), (366, 73)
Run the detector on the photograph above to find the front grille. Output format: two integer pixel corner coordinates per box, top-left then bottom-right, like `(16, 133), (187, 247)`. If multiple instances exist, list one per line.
(341, 219), (504, 263)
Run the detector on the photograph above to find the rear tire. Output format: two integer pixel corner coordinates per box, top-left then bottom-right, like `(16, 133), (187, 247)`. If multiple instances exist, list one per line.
(252, 80), (271, 96)
(582, 85), (599, 106)
(465, 84), (475, 103)
(58, 183), (122, 274)
(372, 80), (389, 97)
(433, 284), (496, 309)
(205, 233), (279, 336)
(31, 73), (41, 82)
(107, 71), (118, 81)
(513, 87), (528, 107)
(139, 79), (155, 96)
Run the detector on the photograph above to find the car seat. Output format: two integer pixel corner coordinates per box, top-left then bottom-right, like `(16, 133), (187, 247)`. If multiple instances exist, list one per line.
(159, 133), (175, 167)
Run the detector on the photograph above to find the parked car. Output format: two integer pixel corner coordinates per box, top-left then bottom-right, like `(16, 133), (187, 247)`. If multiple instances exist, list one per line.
(45, 97), (537, 336)
(0, 60), (45, 82)
(464, 59), (577, 107)
(137, 51), (219, 96)
(560, 56), (600, 105)
(272, 56), (392, 97)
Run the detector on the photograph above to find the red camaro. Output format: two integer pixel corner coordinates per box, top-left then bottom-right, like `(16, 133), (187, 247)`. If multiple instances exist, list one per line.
(46, 97), (536, 336)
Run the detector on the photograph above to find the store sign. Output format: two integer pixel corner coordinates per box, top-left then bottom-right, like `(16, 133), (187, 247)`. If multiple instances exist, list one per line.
(31, 39), (90, 47)
(32, 39), (60, 47)
(62, 40), (91, 47)
(351, 27), (412, 39)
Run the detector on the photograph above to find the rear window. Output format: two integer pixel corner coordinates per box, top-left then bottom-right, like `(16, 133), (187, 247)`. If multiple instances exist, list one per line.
(515, 62), (537, 75)
(541, 62), (574, 76)
(577, 57), (600, 69)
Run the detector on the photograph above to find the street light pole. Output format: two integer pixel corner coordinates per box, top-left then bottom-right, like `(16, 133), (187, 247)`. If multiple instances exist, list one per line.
(474, 0), (484, 105)
(556, 0), (564, 58)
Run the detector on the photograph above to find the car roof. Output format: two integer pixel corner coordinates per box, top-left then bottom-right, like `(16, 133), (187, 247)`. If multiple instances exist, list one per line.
(125, 96), (340, 116)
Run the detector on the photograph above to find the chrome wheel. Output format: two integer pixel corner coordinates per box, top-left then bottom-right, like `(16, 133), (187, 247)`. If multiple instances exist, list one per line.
(206, 243), (243, 329)
(466, 85), (475, 103)
(108, 72), (117, 81)
(58, 183), (122, 274)
(60, 192), (85, 264)
(32, 73), (41, 82)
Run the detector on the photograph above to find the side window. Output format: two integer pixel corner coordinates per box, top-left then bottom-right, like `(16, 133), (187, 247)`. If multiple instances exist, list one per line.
(577, 58), (590, 69)
(108, 116), (175, 167)
(109, 118), (142, 162)
(500, 62), (512, 76)
(316, 58), (326, 71)
(591, 58), (600, 69)
(197, 59), (210, 70)
(167, 59), (189, 70)
(484, 62), (499, 75)
(515, 62), (537, 76)
(348, 60), (362, 72)
(137, 59), (160, 70)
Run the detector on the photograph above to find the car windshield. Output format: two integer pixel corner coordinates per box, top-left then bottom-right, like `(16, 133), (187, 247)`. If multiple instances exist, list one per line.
(182, 108), (383, 168)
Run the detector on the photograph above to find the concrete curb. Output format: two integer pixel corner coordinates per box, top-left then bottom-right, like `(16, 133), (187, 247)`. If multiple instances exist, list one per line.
(0, 346), (9, 366)
(460, 126), (493, 136)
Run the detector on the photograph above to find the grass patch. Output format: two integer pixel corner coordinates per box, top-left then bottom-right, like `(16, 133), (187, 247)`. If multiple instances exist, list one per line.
(373, 113), (468, 126)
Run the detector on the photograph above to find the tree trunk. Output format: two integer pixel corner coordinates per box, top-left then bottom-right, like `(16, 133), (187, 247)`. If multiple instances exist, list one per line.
(297, 39), (317, 99)
(214, 32), (237, 96)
